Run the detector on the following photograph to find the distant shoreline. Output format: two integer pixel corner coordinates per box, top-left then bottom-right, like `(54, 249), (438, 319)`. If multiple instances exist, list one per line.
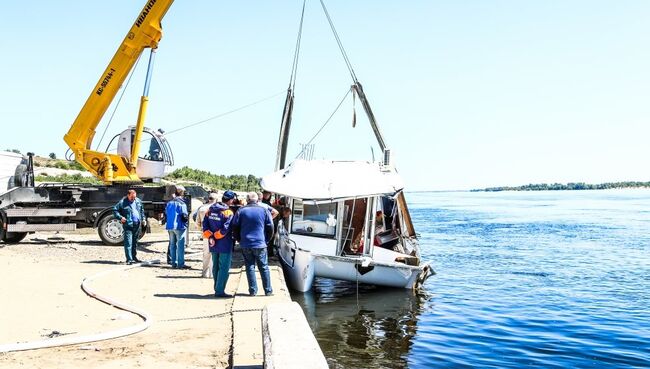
(471, 182), (650, 192)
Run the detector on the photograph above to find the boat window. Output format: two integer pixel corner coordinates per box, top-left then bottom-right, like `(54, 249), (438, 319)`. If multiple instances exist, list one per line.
(291, 199), (337, 237)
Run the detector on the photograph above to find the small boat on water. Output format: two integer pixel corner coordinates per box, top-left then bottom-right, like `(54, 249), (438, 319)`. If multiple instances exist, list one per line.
(264, 0), (434, 292)
(262, 159), (433, 292)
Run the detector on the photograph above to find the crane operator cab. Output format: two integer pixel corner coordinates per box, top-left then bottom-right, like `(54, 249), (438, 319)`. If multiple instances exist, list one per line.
(114, 126), (174, 182)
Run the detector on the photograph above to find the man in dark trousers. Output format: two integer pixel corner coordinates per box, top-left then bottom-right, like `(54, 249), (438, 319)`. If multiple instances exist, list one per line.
(232, 192), (274, 296)
(113, 189), (146, 265)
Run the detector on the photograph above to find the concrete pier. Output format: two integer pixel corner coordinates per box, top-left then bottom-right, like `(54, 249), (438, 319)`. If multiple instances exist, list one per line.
(0, 231), (328, 368)
(262, 302), (329, 369)
(230, 264), (328, 369)
(231, 264), (291, 368)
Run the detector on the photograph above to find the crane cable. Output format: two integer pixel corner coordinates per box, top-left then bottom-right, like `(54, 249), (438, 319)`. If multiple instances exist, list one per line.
(294, 87), (351, 160)
(64, 54), (144, 162)
(163, 91), (285, 136)
(288, 0), (307, 91)
(319, 0), (359, 84)
(102, 90), (285, 153)
(292, 0), (367, 160)
(95, 53), (144, 151)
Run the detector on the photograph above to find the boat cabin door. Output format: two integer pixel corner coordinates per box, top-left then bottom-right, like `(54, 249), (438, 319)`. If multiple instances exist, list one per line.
(339, 196), (379, 256)
(363, 196), (378, 257)
(354, 197), (377, 257)
(116, 126), (174, 181)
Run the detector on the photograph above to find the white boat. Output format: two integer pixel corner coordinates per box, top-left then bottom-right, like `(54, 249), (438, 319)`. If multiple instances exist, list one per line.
(262, 159), (434, 292)
(266, 2), (434, 292)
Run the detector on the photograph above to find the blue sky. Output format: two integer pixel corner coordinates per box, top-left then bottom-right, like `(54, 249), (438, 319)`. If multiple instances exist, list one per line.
(1, 1), (649, 190)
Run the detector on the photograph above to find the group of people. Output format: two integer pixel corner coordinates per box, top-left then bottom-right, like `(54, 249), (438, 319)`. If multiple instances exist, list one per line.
(112, 187), (278, 298)
(200, 190), (277, 297)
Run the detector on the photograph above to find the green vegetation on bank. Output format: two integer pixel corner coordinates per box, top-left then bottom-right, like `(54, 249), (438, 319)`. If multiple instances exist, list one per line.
(473, 182), (650, 192)
(10, 151), (260, 191)
(34, 167), (261, 191)
(39, 160), (85, 171)
(166, 166), (260, 192)
(35, 173), (102, 185)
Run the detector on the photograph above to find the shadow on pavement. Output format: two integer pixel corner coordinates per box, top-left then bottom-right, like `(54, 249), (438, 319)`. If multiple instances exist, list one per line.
(154, 293), (215, 300)
(80, 260), (124, 265)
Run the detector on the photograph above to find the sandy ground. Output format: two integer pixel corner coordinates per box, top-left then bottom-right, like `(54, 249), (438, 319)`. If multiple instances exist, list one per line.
(0, 229), (243, 368)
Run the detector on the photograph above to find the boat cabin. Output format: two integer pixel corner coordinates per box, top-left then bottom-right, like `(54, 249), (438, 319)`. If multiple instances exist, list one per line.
(263, 159), (431, 291)
(279, 191), (420, 267)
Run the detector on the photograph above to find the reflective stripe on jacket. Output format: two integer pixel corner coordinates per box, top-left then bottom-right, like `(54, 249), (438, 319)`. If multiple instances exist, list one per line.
(202, 202), (234, 253)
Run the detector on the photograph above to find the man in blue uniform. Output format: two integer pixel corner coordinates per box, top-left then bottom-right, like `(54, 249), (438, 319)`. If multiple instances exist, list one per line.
(232, 192), (274, 296)
(113, 189), (146, 265)
(203, 190), (237, 297)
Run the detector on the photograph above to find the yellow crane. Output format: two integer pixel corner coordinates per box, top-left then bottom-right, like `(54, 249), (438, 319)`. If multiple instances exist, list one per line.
(63, 0), (175, 183)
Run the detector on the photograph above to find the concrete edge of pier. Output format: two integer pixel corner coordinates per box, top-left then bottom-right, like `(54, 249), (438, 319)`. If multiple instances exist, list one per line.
(231, 261), (328, 368)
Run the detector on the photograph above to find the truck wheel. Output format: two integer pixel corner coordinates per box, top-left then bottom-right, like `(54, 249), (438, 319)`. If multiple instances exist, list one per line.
(98, 215), (124, 246)
(97, 216), (147, 246)
(0, 218), (27, 244)
(13, 164), (27, 187)
(2, 232), (27, 244)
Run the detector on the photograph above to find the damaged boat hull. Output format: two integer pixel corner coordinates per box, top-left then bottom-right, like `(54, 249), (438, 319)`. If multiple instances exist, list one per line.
(277, 232), (433, 292)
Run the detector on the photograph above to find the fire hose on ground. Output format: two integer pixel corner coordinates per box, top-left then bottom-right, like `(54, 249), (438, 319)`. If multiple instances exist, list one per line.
(0, 239), (205, 353)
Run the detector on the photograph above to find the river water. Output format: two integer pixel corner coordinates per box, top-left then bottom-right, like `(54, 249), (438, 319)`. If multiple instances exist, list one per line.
(291, 189), (650, 368)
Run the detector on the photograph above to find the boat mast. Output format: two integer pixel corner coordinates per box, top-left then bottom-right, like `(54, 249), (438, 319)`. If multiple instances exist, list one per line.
(277, 0), (391, 169)
(351, 82), (386, 152)
(276, 0), (307, 171)
(276, 89), (294, 171)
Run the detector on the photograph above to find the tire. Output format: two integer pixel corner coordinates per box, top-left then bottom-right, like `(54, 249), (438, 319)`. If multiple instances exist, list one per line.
(98, 215), (124, 246)
(3, 232), (27, 244)
(0, 218), (27, 244)
(13, 164), (27, 188)
(97, 215), (146, 246)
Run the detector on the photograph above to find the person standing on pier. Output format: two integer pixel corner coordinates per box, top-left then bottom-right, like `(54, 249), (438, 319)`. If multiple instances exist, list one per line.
(113, 189), (146, 265)
(256, 191), (279, 220)
(256, 191), (279, 256)
(203, 190), (237, 298)
(166, 186), (189, 269)
(232, 192), (274, 296)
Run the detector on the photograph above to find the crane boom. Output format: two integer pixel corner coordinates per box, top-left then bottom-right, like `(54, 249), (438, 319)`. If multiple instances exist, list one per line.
(63, 0), (174, 183)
